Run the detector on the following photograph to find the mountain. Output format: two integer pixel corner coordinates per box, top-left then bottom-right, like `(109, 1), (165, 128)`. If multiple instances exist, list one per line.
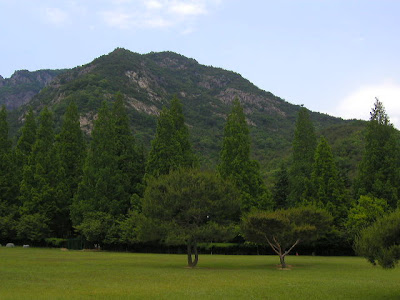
(0, 69), (65, 109)
(9, 48), (365, 181)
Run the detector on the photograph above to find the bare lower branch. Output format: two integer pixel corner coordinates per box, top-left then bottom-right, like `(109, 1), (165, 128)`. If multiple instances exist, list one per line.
(283, 239), (300, 257)
(265, 237), (281, 256)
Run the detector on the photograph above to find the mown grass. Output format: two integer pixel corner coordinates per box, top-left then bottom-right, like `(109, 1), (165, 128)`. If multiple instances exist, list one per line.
(1, 247), (399, 299)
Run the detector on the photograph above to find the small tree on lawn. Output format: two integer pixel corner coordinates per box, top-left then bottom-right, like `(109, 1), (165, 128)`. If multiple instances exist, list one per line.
(138, 168), (240, 268)
(241, 206), (332, 268)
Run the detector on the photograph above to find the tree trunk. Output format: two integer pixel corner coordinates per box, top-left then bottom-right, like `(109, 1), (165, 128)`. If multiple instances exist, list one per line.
(187, 244), (193, 267)
(192, 244), (199, 267)
(280, 254), (287, 269)
(187, 243), (199, 268)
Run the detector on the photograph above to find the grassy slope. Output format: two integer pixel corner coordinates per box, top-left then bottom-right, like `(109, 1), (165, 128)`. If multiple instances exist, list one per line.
(1, 247), (399, 299)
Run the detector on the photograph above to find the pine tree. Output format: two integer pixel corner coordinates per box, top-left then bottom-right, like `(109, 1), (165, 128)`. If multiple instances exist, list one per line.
(218, 98), (271, 211)
(288, 107), (317, 206)
(146, 96), (197, 178)
(355, 98), (400, 209)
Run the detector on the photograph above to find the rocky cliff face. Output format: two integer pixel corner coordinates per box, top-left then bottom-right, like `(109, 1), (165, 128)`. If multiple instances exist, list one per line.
(0, 69), (65, 109)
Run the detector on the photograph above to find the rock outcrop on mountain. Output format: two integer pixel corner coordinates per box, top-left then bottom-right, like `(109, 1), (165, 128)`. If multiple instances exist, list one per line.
(0, 69), (65, 109)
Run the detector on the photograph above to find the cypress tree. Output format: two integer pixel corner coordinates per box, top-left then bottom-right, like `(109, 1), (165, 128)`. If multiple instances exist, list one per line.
(146, 96), (197, 178)
(355, 98), (400, 209)
(288, 107), (317, 206)
(218, 98), (271, 211)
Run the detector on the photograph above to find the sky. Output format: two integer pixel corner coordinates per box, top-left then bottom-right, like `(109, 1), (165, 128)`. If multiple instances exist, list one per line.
(1, 0), (400, 127)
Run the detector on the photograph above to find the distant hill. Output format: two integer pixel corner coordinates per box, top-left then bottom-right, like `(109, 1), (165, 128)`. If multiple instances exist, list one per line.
(8, 48), (366, 182)
(0, 69), (65, 109)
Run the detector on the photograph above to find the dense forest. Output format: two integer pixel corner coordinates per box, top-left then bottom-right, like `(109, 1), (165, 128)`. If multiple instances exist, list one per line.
(1, 49), (399, 267)
(1, 92), (399, 264)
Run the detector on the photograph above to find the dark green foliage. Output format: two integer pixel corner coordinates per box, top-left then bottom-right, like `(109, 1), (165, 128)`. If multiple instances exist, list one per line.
(139, 168), (240, 267)
(288, 108), (317, 205)
(304, 136), (348, 225)
(241, 206), (332, 268)
(355, 99), (400, 209)
(146, 96), (198, 178)
(355, 209), (400, 268)
(218, 99), (272, 211)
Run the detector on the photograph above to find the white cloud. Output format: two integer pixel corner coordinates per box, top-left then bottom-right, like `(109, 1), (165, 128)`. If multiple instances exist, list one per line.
(100, 11), (133, 29)
(99, 0), (222, 30)
(144, 0), (163, 10)
(168, 1), (207, 16)
(44, 7), (69, 25)
(331, 80), (400, 128)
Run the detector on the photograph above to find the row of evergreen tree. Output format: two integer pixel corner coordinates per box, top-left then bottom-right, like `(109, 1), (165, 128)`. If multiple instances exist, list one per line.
(0, 94), (399, 249)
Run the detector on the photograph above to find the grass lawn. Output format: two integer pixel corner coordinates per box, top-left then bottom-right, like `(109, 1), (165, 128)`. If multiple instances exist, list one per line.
(1, 247), (399, 299)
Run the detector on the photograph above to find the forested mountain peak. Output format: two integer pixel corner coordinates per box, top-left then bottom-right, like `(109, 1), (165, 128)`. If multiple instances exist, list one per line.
(9, 48), (364, 175)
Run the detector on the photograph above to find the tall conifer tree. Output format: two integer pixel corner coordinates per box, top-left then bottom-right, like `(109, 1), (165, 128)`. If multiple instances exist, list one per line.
(146, 96), (197, 178)
(218, 98), (271, 211)
(304, 136), (347, 224)
(53, 101), (86, 236)
(19, 107), (61, 238)
(0, 106), (19, 240)
(355, 98), (400, 208)
(288, 107), (317, 206)
(72, 94), (144, 228)
(0, 106), (17, 204)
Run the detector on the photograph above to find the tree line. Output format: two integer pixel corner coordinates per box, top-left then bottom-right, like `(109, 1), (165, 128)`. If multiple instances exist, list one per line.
(0, 95), (399, 268)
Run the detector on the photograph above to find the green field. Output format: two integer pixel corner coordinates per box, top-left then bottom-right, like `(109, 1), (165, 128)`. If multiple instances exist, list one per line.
(1, 247), (399, 299)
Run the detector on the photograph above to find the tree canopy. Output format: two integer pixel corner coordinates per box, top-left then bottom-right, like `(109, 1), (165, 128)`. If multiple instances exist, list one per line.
(139, 168), (240, 267)
(354, 209), (400, 269)
(242, 206), (332, 268)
